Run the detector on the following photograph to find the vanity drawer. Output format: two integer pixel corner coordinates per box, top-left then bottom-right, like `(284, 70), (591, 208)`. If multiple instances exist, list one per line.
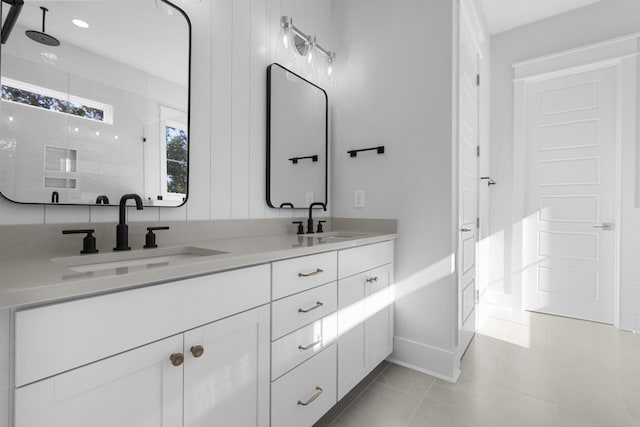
(14, 264), (270, 387)
(272, 251), (337, 300)
(272, 282), (337, 340)
(271, 315), (337, 380)
(271, 344), (337, 427)
(338, 240), (394, 279)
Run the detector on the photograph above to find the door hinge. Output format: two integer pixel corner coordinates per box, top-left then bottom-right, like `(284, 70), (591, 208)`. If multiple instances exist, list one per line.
(477, 146), (480, 157)
(476, 74), (480, 86)
(477, 217), (480, 228)
(476, 289), (480, 303)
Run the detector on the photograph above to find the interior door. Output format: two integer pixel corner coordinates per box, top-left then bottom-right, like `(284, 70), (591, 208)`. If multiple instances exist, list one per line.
(458, 21), (479, 355)
(523, 65), (616, 324)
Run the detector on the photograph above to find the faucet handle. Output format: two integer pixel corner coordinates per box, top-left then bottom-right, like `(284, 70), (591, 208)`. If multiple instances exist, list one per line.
(62, 229), (99, 254)
(292, 221), (304, 235)
(317, 220), (326, 233)
(144, 226), (170, 249)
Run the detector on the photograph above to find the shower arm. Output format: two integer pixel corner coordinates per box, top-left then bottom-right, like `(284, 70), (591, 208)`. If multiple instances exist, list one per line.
(1, 0), (24, 45)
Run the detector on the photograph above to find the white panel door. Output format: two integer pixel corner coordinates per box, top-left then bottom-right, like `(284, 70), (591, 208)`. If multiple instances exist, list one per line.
(458, 21), (479, 355)
(14, 335), (184, 427)
(523, 66), (616, 323)
(183, 305), (270, 427)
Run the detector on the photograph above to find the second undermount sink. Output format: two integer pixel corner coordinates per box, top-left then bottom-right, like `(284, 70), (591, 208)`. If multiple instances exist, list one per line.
(52, 246), (227, 273)
(315, 231), (370, 240)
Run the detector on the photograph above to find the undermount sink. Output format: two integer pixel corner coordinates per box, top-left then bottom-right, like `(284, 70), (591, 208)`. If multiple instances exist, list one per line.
(52, 246), (227, 273)
(316, 231), (369, 240)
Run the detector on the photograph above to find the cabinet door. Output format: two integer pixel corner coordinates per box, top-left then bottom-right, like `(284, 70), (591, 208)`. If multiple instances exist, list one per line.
(184, 305), (270, 427)
(367, 264), (394, 367)
(337, 273), (367, 400)
(337, 264), (394, 400)
(14, 335), (184, 427)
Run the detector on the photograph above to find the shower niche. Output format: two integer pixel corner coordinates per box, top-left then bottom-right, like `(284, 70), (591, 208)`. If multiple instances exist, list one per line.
(0, 0), (191, 207)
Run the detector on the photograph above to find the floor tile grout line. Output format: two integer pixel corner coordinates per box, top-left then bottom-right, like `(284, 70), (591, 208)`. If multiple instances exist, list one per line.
(605, 357), (638, 427)
(406, 375), (436, 425)
(327, 362), (393, 427)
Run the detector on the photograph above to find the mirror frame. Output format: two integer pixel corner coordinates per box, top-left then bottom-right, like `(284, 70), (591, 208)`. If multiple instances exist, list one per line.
(0, 0), (192, 208)
(266, 63), (328, 209)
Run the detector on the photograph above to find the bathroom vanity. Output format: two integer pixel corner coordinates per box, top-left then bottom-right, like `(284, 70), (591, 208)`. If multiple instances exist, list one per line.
(0, 226), (395, 427)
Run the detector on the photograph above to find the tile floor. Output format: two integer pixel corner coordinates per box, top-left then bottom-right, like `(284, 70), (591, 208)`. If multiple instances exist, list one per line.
(314, 308), (640, 427)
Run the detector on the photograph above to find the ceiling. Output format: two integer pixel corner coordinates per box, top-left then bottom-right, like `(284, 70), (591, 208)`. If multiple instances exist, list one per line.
(479, 0), (604, 34)
(1, 0), (189, 86)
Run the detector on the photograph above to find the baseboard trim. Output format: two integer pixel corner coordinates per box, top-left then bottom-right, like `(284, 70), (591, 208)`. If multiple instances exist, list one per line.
(388, 336), (461, 383)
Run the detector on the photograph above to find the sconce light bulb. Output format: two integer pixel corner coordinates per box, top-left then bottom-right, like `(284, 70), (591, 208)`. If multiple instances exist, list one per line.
(282, 32), (289, 49)
(8, 116), (13, 122)
(327, 63), (333, 77)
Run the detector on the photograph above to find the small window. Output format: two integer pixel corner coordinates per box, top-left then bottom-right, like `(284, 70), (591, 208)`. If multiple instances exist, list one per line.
(165, 124), (187, 195)
(159, 106), (187, 200)
(1, 77), (113, 124)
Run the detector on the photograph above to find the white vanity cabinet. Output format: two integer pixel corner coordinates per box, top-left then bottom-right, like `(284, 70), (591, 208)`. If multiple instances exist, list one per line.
(13, 265), (271, 427)
(270, 252), (338, 427)
(337, 241), (394, 400)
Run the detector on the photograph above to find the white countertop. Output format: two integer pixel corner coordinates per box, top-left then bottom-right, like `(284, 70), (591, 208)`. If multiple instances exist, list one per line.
(0, 231), (396, 309)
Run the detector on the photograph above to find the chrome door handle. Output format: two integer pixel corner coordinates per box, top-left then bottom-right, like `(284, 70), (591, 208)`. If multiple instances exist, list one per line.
(460, 228), (472, 232)
(593, 223), (613, 230)
(297, 386), (323, 406)
(298, 268), (324, 277)
(298, 301), (324, 313)
(298, 338), (322, 351)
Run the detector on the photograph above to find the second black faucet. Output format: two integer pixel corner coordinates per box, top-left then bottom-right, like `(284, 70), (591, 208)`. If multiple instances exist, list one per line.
(307, 202), (327, 234)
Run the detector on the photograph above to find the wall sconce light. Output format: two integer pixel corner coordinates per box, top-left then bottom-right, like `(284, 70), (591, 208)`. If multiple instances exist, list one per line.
(279, 15), (335, 84)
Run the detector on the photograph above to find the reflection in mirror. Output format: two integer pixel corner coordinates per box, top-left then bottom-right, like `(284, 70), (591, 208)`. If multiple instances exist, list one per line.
(0, 0), (190, 206)
(267, 63), (327, 209)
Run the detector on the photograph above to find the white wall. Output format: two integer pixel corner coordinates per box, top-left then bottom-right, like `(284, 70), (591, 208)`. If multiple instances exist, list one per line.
(331, 0), (463, 379)
(489, 0), (640, 331)
(0, 0), (333, 225)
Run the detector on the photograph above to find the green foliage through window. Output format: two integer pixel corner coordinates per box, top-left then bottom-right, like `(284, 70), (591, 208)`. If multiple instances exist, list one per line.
(166, 125), (187, 194)
(1, 84), (105, 122)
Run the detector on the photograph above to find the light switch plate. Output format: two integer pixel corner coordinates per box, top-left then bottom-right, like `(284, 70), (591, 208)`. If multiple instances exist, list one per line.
(354, 190), (365, 208)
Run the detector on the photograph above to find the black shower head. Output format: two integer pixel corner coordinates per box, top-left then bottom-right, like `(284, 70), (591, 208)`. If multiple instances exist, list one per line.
(25, 29), (59, 46)
(25, 6), (59, 46)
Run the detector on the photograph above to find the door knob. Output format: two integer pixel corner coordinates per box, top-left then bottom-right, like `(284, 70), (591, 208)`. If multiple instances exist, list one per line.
(460, 228), (472, 232)
(190, 345), (205, 358)
(170, 353), (184, 367)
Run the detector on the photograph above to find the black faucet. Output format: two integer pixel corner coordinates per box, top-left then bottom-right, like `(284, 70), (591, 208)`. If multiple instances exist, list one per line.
(114, 194), (143, 251)
(307, 202), (326, 234)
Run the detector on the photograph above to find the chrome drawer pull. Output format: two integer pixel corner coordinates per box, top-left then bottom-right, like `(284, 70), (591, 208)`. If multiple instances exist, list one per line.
(297, 386), (323, 406)
(366, 276), (378, 283)
(298, 301), (324, 313)
(298, 268), (324, 277)
(298, 338), (322, 351)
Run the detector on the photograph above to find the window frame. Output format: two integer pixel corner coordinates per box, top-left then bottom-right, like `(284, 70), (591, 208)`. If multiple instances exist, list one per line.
(1, 77), (114, 124)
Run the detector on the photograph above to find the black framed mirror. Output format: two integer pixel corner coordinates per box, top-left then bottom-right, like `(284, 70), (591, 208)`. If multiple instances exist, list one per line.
(266, 63), (327, 209)
(0, 0), (190, 207)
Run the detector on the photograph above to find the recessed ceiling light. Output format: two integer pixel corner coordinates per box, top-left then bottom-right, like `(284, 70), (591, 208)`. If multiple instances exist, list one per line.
(72, 19), (89, 29)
